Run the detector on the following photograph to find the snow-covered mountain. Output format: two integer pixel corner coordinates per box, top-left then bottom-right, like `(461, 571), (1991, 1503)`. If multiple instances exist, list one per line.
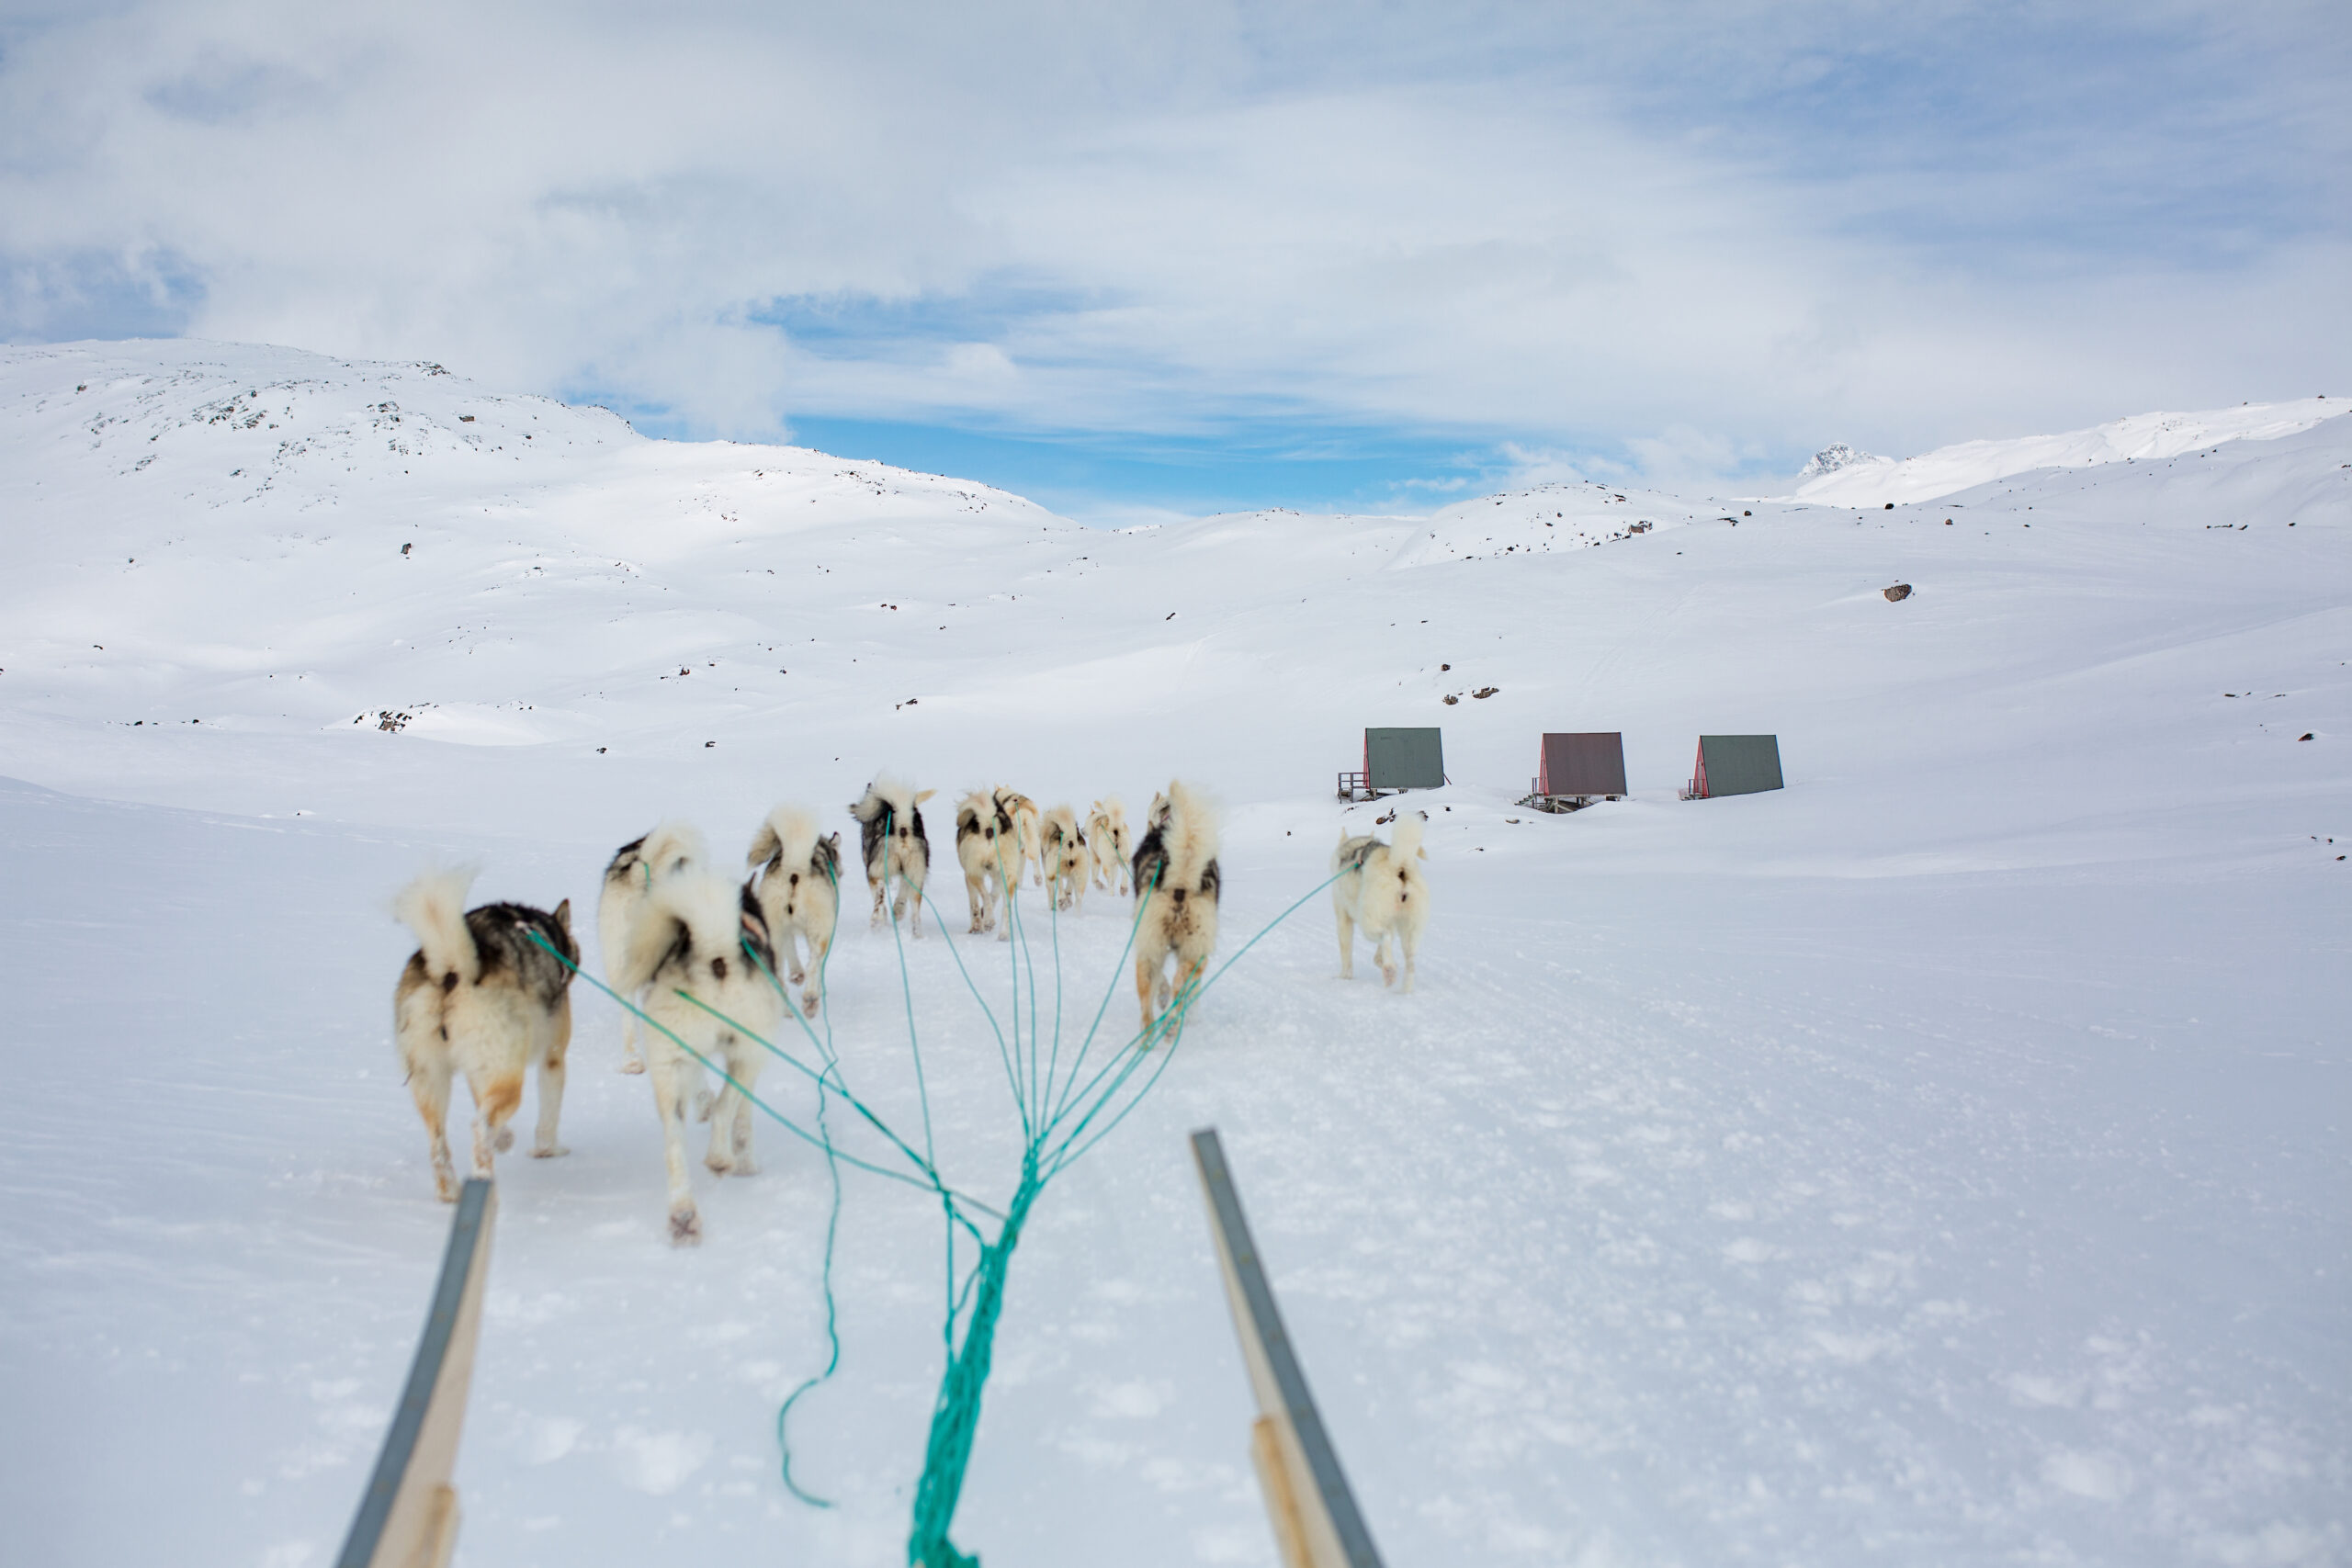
(1786, 397), (2346, 506)
(1796, 442), (1890, 481)
(4, 340), (2346, 1568)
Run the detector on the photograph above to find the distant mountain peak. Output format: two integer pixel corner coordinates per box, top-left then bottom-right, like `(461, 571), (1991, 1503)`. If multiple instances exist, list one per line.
(1798, 443), (1887, 479)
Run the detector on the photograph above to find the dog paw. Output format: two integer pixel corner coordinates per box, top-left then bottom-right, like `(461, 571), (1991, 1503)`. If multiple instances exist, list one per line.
(532, 1143), (569, 1159)
(493, 1127), (515, 1154)
(730, 1156), (759, 1178)
(669, 1208), (702, 1246)
(801, 994), (820, 1020)
(705, 1151), (734, 1174)
(618, 1058), (646, 1076)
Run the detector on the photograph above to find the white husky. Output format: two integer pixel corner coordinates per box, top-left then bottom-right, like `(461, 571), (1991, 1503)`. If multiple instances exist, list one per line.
(850, 774), (935, 936)
(954, 789), (1019, 939)
(1332, 813), (1429, 993)
(1042, 805), (1090, 913)
(392, 870), (576, 1201)
(994, 786), (1045, 887)
(1087, 797), (1131, 894)
(1131, 782), (1220, 1040)
(748, 806), (842, 1018)
(598, 821), (705, 1073)
(612, 867), (784, 1245)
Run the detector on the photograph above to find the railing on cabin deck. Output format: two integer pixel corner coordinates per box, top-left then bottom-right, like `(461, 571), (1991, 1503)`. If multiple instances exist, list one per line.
(1336, 771), (1374, 802)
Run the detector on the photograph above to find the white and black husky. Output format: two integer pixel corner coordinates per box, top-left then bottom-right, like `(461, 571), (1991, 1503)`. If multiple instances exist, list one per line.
(598, 821), (706, 1073)
(954, 788), (1019, 940)
(391, 870), (576, 1201)
(747, 806), (841, 1018)
(611, 868), (785, 1245)
(1332, 812), (1429, 994)
(850, 773), (935, 936)
(993, 786), (1044, 888)
(1042, 804), (1090, 914)
(1087, 796), (1131, 894)
(1130, 782), (1221, 1040)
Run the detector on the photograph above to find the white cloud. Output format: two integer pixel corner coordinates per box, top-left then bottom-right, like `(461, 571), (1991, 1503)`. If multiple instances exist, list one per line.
(1, 0), (2344, 487)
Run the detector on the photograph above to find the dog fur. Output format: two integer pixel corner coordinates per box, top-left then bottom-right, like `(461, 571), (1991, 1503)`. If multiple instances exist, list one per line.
(748, 806), (842, 1018)
(954, 788), (1019, 940)
(1333, 813), (1429, 993)
(1129, 782), (1221, 1040)
(392, 869), (576, 1201)
(598, 821), (706, 1074)
(1042, 804), (1090, 913)
(1087, 796), (1131, 894)
(612, 868), (785, 1244)
(993, 787), (1044, 888)
(849, 774), (935, 936)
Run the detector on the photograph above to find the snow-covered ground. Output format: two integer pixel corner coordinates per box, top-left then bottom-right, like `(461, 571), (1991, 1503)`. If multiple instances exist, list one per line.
(2, 339), (2346, 1567)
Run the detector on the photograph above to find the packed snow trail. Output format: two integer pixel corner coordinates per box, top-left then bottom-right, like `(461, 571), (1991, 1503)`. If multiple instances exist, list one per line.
(0, 342), (2346, 1567)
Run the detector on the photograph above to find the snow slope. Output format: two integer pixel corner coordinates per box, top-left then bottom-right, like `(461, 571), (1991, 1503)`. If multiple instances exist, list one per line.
(2, 340), (2347, 1568)
(1788, 397), (2347, 507)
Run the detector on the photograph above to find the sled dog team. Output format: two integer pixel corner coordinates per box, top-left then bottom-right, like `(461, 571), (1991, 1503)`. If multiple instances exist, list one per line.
(390, 775), (1426, 1240)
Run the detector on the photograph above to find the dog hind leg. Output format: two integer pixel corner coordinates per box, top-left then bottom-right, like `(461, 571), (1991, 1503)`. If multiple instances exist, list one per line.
(407, 1051), (458, 1201)
(705, 1082), (737, 1173)
(1165, 954), (1209, 1045)
(1135, 949), (1159, 1035)
(533, 999), (571, 1157)
(650, 1055), (701, 1244)
(469, 1068), (525, 1177)
(801, 931), (830, 1019)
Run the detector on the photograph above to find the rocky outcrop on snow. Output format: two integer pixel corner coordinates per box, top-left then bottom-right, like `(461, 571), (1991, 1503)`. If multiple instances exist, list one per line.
(1798, 443), (1888, 481)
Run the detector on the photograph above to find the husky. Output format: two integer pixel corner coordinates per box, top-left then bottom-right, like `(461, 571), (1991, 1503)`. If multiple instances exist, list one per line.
(993, 786), (1044, 887)
(954, 788), (1019, 940)
(612, 868), (785, 1244)
(391, 870), (576, 1201)
(598, 822), (706, 1074)
(1333, 813), (1429, 993)
(1087, 796), (1131, 894)
(850, 774), (935, 936)
(1130, 782), (1220, 1041)
(1042, 805), (1090, 913)
(748, 806), (842, 1019)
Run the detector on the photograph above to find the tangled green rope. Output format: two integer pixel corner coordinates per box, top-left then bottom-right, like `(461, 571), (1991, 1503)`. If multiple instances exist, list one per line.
(534, 812), (1337, 1566)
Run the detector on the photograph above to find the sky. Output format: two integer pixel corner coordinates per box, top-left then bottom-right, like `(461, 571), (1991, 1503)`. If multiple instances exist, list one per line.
(2, 1), (2346, 521)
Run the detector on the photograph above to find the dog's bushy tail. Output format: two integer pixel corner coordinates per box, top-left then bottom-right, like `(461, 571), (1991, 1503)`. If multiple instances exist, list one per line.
(853, 773), (916, 824)
(615, 869), (744, 996)
(749, 805), (820, 874)
(1161, 780), (1221, 884)
(395, 867), (481, 987)
(639, 819), (707, 882)
(1391, 813), (1426, 863)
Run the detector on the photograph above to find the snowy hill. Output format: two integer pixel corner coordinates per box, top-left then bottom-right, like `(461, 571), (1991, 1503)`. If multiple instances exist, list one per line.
(3, 341), (2347, 1568)
(1796, 442), (1891, 482)
(1787, 397), (2347, 507)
